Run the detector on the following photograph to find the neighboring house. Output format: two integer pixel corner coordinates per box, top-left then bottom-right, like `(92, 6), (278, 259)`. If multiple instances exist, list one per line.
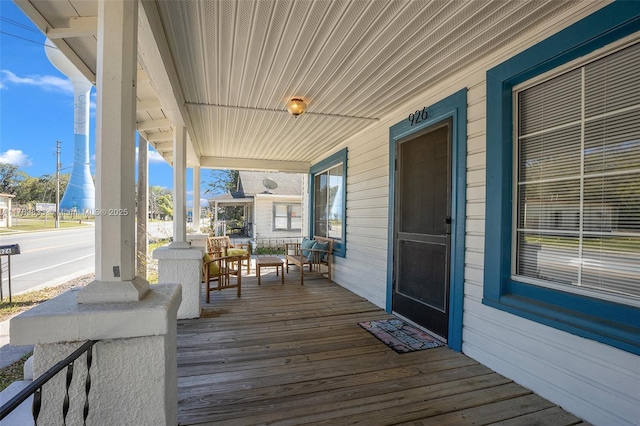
(0, 194), (15, 228)
(208, 171), (303, 240)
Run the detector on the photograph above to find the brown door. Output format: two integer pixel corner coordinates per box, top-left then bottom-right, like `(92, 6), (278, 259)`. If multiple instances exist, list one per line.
(393, 118), (452, 340)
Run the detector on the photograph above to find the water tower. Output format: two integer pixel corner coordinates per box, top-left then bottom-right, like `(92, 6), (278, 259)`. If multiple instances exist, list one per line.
(44, 40), (95, 212)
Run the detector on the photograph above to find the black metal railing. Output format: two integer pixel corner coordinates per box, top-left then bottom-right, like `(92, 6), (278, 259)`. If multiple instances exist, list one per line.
(0, 340), (99, 425)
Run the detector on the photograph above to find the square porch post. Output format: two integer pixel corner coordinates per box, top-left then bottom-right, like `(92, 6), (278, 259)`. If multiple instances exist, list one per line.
(137, 137), (149, 279)
(187, 166), (209, 252)
(11, 1), (180, 424)
(192, 166), (202, 233)
(170, 126), (188, 248)
(155, 126), (203, 319)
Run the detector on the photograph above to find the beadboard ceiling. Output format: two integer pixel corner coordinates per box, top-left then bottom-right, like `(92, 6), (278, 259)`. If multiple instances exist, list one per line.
(17, 0), (597, 171)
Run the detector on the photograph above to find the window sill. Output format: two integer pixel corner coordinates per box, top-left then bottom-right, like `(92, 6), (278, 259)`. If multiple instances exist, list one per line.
(483, 281), (640, 355)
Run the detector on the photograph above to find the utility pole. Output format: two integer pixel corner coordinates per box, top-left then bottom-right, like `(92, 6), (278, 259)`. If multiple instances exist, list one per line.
(55, 140), (61, 228)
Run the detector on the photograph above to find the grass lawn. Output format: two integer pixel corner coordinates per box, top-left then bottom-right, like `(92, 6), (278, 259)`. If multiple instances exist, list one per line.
(0, 218), (91, 234)
(0, 353), (31, 391)
(0, 240), (169, 391)
(0, 274), (94, 392)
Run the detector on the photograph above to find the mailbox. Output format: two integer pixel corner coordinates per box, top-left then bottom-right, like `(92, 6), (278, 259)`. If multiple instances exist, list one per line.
(0, 244), (19, 302)
(0, 244), (20, 255)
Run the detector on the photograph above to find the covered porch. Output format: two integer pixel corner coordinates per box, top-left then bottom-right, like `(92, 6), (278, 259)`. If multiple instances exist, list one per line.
(7, 1), (638, 424)
(177, 273), (588, 425)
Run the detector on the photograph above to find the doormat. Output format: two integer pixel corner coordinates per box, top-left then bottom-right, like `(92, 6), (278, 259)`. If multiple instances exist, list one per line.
(358, 318), (445, 353)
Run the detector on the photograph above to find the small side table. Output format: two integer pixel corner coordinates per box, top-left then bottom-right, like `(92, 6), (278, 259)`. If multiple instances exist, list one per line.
(256, 257), (284, 285)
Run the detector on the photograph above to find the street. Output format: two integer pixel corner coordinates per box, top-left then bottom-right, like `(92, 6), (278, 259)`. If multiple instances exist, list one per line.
(0, 227), (95, 296)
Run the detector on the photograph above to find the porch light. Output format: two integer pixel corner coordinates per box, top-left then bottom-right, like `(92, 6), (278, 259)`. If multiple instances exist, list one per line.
(286, 98), (306, 117)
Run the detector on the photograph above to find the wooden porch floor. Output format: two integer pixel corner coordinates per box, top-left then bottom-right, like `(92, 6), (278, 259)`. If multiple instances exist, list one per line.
(177, 271), (589, 425)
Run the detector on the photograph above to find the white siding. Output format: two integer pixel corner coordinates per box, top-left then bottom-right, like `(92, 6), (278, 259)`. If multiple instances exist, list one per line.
(253, 196), (303, 240)
(309, 2), (640, 425)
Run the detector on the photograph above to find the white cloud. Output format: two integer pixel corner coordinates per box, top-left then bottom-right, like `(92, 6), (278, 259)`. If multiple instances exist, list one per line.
(0, 149), (32, 167)
(148, 149), (165, 163)
(1, 70), (73, 94)
(135, 146), (167, 164)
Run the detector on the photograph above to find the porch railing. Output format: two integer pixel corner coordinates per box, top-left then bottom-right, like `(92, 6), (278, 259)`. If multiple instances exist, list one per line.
(253, 237), (302, 255)
(0, 340), (99, 425)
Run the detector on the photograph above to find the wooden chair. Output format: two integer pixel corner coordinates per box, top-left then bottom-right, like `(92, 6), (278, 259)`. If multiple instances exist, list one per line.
(207, 236), (251, 274)
(203, 252), (242, 302)
(285, 236), (333, 285)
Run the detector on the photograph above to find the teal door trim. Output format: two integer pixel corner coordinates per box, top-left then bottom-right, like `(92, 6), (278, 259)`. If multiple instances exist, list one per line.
(387, 89), (467, 351)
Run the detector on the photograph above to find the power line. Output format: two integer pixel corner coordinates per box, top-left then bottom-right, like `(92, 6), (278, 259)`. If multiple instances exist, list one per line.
(0, 30), (56, 48)
(0, 17), (41, 33)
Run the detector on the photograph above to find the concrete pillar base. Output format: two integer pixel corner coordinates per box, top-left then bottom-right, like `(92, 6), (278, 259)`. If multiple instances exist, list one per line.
(187, 234), (208, 254)
(168, 241), (191, 250)
(154, 246), (202, 319)
(76, 276), (149, 303)
(10, 284), (181, 426)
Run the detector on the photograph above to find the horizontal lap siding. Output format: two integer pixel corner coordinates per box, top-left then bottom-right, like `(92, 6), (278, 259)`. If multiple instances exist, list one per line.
(458, 8), (640, 426)
(320, 1), (639, 424)
(254, 198), (302, 240)
(333, 125), (390, 308)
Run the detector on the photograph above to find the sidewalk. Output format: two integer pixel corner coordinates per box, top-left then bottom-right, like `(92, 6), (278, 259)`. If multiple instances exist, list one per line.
(0, 313), (32, 369)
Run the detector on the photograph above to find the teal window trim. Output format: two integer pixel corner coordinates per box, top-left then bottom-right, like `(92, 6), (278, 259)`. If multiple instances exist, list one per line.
(309, 148), (347, 257)
(387, 88), (467, 352)
(484, 1), (640, 355)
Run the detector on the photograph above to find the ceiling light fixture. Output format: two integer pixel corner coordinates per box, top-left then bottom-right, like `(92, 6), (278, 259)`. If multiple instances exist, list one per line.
(286, 98), (306, 117)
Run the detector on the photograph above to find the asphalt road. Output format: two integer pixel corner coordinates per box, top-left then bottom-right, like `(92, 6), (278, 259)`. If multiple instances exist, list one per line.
(0, 226), (95, 296)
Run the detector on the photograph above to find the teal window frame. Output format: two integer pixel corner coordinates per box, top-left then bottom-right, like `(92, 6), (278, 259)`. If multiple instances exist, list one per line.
(309, 148), (347, 257)
(484, 1), (640, 355)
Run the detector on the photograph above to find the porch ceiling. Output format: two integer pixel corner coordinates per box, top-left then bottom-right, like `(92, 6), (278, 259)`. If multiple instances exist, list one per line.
(18, 0), (586, 172)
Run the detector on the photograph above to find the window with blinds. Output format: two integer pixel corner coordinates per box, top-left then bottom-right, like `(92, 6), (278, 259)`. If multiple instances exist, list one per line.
(514, 41), (640, 303)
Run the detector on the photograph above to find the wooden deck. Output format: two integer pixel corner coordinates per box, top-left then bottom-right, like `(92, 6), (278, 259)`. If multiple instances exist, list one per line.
(177, 271), (589, 425)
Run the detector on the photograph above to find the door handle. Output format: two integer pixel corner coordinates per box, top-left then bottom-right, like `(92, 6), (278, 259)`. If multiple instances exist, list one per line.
(444, 217), (452, 235)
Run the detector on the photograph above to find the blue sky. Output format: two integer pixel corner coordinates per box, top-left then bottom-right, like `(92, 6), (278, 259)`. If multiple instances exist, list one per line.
(0, 1), (214, 206)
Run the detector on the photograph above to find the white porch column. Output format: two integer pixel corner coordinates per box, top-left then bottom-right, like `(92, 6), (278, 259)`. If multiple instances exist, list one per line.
(171, 126), (188, 247)
(192, 166), (201, 233)
(11, 2), (180, 426)
(186, 166), (208, 253)
(155, 126), (202, 319)
(214, 201), (220, 236)
(137, 137), (149, 279)
(252, 199), (257, 238)
(78, 0), (147, 302)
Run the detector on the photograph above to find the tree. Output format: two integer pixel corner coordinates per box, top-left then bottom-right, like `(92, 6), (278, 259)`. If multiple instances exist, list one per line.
(149, 186), (173, 219)
(0, 163), (22, 194)
(203, 170), (246, 234)
(205, 170), (239, 195)
(157, 194), (173, 219)
(15, 173), (69, 205)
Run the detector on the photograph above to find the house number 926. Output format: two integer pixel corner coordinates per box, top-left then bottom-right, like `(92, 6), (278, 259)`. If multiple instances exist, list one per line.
(408, 107), (428, 126)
